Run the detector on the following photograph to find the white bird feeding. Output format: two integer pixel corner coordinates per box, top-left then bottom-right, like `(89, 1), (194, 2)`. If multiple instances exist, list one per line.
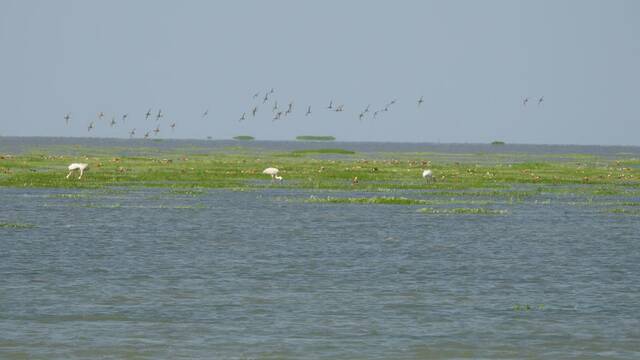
(263, 167), (283, 182)
(422, 169), (433, 182)
(66, 163), (89, 179)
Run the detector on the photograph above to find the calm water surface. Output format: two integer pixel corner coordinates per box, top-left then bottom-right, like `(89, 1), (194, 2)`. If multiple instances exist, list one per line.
(1, 138), (639, 359)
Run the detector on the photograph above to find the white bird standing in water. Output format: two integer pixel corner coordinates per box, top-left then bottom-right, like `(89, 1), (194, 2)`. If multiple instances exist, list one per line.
(263, 167), (283, 181)
(422, 169), (433, 182)
(66, 163), (89, 179)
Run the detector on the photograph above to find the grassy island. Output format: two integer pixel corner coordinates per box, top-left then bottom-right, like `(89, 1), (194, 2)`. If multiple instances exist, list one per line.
(296, 136), (336, 141)
(233, 136), (255, 141)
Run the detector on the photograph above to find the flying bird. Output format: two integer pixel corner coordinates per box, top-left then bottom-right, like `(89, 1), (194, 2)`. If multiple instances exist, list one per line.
(358, 112), (364, 121)
(122, 113), (128, 122)
(263, 93), (269, 103)
(145, 109), (152, 120)
(417, 96), (424, 107)
(306, 105), (312, 116)
(97, 112), (105, 120)
(170, 122), (176, 130)
(251, 106), (258, 117)
(253, 91), (260, 99)
(144, 132), (150, 139)
(538, 96), (544, 106)
(88, 122), (94, 131)
(364, 104), (370, 113)
(523, 97), (529, 106)
(273, 101), (279, 112)
(327, 100), (333, 110)
(129, 128), (136, 137)
(153, 126), (160, 135)
(202, 109), (209, 118)
(239, 112), (246, 122)
(156, 109), (163, 121)
(64, 113), (71, 125)
(110, 117), (117, 127)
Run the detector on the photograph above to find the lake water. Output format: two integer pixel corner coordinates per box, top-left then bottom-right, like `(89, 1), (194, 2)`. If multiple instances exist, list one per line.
(1, 136), (640, 158)
(1, 137), (640, 359)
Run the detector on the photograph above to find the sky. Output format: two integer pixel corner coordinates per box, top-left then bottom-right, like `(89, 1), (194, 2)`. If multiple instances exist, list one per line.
(0, 0), (639, 145)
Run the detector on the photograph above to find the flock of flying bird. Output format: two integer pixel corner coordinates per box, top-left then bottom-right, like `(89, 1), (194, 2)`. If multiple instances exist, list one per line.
(61, 93), (544, 181)
(64, 108), (176, 139)
(62, 90), (544, 138)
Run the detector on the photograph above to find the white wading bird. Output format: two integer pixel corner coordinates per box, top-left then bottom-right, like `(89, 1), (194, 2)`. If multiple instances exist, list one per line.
(422, 169), (433, 182)
(263, 167), (283, 182)
(66, 163), (89, 179)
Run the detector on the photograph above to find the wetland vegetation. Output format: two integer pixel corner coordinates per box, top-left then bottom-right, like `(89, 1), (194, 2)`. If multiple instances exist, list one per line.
(232, 135), (255, 141)
(296, 135), (336, 141)
(1, 144), (637, 195)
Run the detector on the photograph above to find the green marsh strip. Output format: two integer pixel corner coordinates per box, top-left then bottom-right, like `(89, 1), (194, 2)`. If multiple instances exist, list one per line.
(0, 222), (36, 229)
(604, 208), (640, 215)
(303, 196), (494, 206)
(418, 207), (508, 215)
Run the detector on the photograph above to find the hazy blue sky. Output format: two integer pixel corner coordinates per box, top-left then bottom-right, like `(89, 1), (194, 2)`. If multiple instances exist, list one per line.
(1, 0), (639, 145)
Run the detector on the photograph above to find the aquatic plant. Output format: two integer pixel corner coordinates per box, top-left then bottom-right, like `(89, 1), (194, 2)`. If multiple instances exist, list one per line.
(296, 135), (336, 141)
(291, 149), (355, 155)
(233, 136), (255, 141)
(605, 208), (640, 215)
(167, 188), (205, 196)
(0, 222), (36, 228)
(304, 196), (494, 206)
(513, 304), (545, 311)
(418, 207), (507, 215)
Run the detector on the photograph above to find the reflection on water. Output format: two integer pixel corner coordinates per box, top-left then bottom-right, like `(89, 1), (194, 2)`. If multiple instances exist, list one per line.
(1, 186), (639, 359)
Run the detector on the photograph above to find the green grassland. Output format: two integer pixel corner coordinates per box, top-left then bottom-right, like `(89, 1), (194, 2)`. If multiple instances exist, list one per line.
(0, 146), (638, 198)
